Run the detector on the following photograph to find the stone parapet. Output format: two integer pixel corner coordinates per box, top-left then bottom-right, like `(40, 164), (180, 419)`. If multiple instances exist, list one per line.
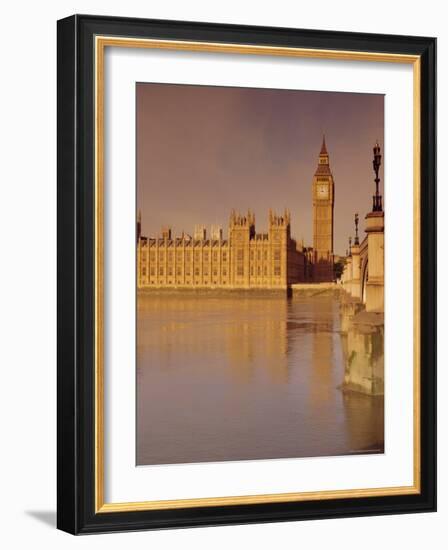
(364, 210), (384, 312)
(365, 210), (385, 233)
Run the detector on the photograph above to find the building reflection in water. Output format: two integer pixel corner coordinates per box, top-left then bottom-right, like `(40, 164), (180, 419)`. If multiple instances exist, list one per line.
(137, 293), (384, 465)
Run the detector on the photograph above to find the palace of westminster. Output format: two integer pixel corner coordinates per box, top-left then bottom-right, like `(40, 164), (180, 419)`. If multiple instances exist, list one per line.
(137, 138), (335, 290)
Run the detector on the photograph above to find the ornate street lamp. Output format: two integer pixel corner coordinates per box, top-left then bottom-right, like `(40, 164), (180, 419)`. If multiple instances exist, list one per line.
(372, 141), (382, 212)
(348, 236), (352, 255)
(354, 212), (359, 245)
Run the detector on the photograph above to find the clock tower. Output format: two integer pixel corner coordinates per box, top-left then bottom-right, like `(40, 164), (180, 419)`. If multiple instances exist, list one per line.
(312, 136), (335, 282)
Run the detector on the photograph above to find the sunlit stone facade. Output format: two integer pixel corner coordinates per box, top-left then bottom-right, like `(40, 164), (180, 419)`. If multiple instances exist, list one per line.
(312, 137), (335, 282)
(137, 209), (310, 290)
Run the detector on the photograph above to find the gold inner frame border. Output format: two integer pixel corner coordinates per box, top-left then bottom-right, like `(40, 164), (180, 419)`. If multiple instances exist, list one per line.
(94, 35), (421, 513)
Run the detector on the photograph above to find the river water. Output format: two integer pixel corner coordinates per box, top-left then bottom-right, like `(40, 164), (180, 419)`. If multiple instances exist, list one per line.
(137, 293), (384, 465)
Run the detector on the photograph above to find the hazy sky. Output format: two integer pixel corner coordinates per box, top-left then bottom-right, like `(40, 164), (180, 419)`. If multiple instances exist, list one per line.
(137, 83), (384, 256)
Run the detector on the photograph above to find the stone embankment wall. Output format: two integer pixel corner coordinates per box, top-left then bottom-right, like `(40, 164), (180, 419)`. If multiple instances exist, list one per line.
(340, 294), (384, 396)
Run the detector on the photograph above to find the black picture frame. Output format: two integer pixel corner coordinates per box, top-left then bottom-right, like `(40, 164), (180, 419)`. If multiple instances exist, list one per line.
(57, 14), (436, 534)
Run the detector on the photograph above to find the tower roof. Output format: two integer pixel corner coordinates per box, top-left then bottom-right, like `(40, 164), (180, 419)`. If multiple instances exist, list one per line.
(314, 136), (331, 176)
(320, 135), (328, 155)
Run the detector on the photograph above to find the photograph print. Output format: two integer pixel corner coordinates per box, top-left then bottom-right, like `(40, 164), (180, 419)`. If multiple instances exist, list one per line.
(136, 83), (385, 466)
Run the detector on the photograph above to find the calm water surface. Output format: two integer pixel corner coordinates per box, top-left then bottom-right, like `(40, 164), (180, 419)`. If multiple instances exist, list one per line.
(137, 293), (384, 465)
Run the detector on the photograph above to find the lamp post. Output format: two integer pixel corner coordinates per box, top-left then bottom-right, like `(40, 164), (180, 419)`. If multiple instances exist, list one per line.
(348, 236), (352, 255)
(354, 212), (359, 245)
(372, 141), (382, 212)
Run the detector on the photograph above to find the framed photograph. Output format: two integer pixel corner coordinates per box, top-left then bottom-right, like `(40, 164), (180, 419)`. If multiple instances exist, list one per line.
(57, 14), (436, 534)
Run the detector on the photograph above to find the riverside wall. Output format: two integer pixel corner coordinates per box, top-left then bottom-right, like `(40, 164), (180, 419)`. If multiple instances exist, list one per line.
(339, 293), (384, 396)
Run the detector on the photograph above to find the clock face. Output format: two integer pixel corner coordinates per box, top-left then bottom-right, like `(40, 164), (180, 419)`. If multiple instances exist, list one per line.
(317, 184), (329, 199)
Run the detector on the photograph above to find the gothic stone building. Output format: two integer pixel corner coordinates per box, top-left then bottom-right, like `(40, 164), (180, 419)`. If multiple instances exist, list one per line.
(137, 138), (334, 290)
(137, 209), (308, 290)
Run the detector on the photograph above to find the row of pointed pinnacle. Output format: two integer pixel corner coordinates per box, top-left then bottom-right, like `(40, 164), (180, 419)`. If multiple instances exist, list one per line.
(229, 208), (291, 227)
